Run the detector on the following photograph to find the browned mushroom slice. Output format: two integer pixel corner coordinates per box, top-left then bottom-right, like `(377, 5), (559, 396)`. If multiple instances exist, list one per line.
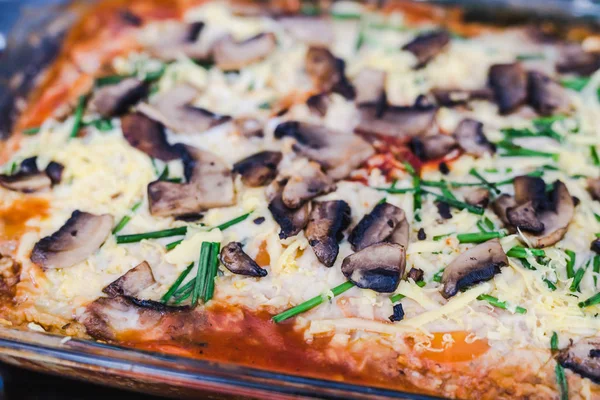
(305, 47), (355, 99)
(121, 113), (180, 161)
(220, 242), (267, 277)
(0, 157), (52, 193)
(402, 30), (450, 68)
(103, 261), (156, 297)
(431, 87), (493, 107)
(30, 211), (113, 269)
(488, 63), (528, 115)
(233, 117), (263, 138)
(556, 43), (600, 76)
(557, 337), (600, 384)
(233, 151), (282, 187)
(588, 177), (600, 201)
(213, 33), (277, 71)
(306, 93), (329, 116)
(440, 239), (508, 298)
(349, 203), (408, 252)
(145, 21), (211, 62)
(527, 71), (570, 116)
(522, 181), (574, 248)
(282, 162), (336, 209)
(453, 118), (495, 157)
(591, 238), (600, 254)
(353, 68), (386, 105)
(407, 267), (424, 282)
(341, 242), (405, 293)
(355, 102), (437, 140)
(89, 78), (148, 117)
(138, 85), (231, 134)
(465, 188), (490, 208)
(268, 192), (310, 239)
(513, 175), (547, 205)
(148, 145), (234, 217)
(305, 200), (351, 267)
(411, 134), (457, 161)
(280, 17), (334, 47)
(492, 194), (517, 227)
(45, 162), (64, 185)
(506, 201), (545, 233)
(274, 121), (374, 180)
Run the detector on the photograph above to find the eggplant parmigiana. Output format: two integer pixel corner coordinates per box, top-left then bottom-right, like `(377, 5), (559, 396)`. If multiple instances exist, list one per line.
(2, 0), (600, 398)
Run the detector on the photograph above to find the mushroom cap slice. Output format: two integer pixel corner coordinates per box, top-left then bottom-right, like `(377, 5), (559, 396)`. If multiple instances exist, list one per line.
(431, 87), (493, 107)
(402, 30), (450, 68)
(268, 192), (310, 239)
(305, 46), (355, 99)
(453, 118), (495, 157)
(305, 200), (351, 267)
(306, 93), (330, 116)
(513, 175), (547, 205)
(89, 78), (148, 118)
(281, 162), (336, 209)
(465, 188), (490, 208)
(280, 17), (334, 47)
(441, 239), (508, 298)
(144, 21), (210, 62)
(103, 261), (156, 298)
(492, 193), (518, 227)
(506, 201), (545, 233)
(148, 145), (234, 217)
(412, 134), (457, 161)
(353, 68), (386, 105)
(488, 63), (528, 115)
(527, 71), (570, 117)
(45, 162), (64, 185)
(30, 211), (113, 269)
(214, 32), (277, 71)
(220, 242), (268, 277)
(522, 181), (574, 248)
(588, 177), (600, 201)
(138, 85), (231, 134)
(557, 337), (600, 384)
(121, 112), (180, 161)
(274, 121), (374, 180)
(556, 43), (600, 76)
(349, 203), (407, 251)
(0, 157), (53, 193)
(356, 102), (437, 140)
(233, 151), (282, 187)
(341, 242), (405, 293)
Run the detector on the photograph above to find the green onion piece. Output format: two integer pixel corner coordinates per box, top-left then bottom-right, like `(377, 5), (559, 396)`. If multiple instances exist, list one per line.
(457, 231), (505, 244)
(440, 185), (457, 201)
(161, 263), (194, 303)
(555, 363), (569, 400)
(433, 269), (444, 283)
(116, 226), (187, 244)
(593, 255), (600, 286)
(496, 141), (559, 160)
(596, 233), (600, 238)
(421, 189), (484, 215)
(331, 11), (361, 19)
(69, 95), (87, 139)
(506, 246), (545, 259)
(272, 281), (355, 323)
(403, 162), (422, 222)
(377, 197), (387, 205)
(166, 239), (183, 251)
(355, 23), (365, 51)
(202, 242), (220, 302)
(95, 75), (127, 87)
(469, 168), (500, 194)
(158, 165), (170, 181)
(213, 212), (252, 231)
(192, 242), (212, 306)
(551, 331), (559, 352)
(22, 126), (41, 135)
(375, 187), (415, 194)
(477, 294), (527, 314)
(565, 249), (576, 279)
(591, 146), (600, 166)
(173, 279), (195, 301)
(516, 53), (545, 61)
(9, 162), (17, 175)
(544, 279), (557, 291)
(144, 65), (166, 81)
(390, 293), (405, 303)
(570, 266), (587, 292)
(561, 76), (590, 92)
(112, 201), (142, 234)
(483, 217), (495, 230)
(258, 101), (272, 110)
(433, 233), (452, 241)
(578, 292), (600, 308)
(416, 280), (426, 287)
(476, 220), (488, 233)
(520, 258), (536, 270)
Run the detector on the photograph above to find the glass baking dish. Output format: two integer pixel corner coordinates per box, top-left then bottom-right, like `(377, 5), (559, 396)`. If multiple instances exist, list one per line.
(0, 1), (598, 398)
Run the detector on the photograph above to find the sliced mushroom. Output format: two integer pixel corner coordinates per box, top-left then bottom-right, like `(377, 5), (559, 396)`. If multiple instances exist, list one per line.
(411, 134), (457, 161)
(353, 68), (386, 105)
(402, 30), (450, 68)
(45, 162), (64, 185)
(556, 43), (600, 76)
(407, 267), (424, 282)
(465, 188), (490, 208)
(305, 200), (351, 267)
(233, 151), (282, 187)
(214, 32), (277, 71)
(0, 162), (51, 193)
(30, 211), (113, 269)
(274, 121), (374, 180)
(306, 93), (330, 116)
(591, 238), (600, 254)
(89, 78), (148, 117)
(148, 145), (234, 217)
(121, 112), (180, 161)
(349, 203), (408, 252)
(557, 337), (600, 384)
(268, 191), (310, 239)
(341, 242), (405, 293)
(513, 175), (547, 205)
(506, 201), (545, 233)
(103, 261), (156, 297)
(280, 17), (334, 47)
(453, 118), (495, 157)
(431, 87), (494, 107)
(305, 47), (355, 99)
(233, 117), (264, 138)
(356, 101), (437, 140)
(281, 162), (336, 209)
(436, 201), (452, 219)
(527, 71), (570, 116)
(492, 194), (518, 227)
(441, 239), (508, 298)
(389, 303), (405, 322)
(138, 85), (231, 134)
(144, 21), (211, 62)
(588, 177), (600, 201)
(220, 242), (268, 277)
(488, 63), (528, 115)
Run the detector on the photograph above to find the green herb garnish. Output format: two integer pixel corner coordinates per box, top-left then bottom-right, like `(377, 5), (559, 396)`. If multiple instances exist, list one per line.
(469, 168), (500, 194)
(506, 246), (545, 259)
(22, 126), (41, 135)
(561, 76), (590, 91)
(555, 363), (569, 400)
(565, 249), (576, 279)
(166, 239), (183, 251)
(570, 264), (587, 292)
(591, 146), (600, 166)
(433, 269), (444, 283)
(390, 293), (405, 302)
(477, 294), (527, 314)
(578, 292), (600, 308)
(69, 95), (87, 139)
(112, 201), (142, 234)
(116, 226), (188, 244)
(496, 140), (559, 160)
(161, 263), (194, 303)
(420, 189), (485, 215)
(457, 231), (505, 244)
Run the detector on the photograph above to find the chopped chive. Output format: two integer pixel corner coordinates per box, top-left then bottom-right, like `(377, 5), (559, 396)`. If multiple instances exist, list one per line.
(355, 22), (365, 51)
(213, 212), (252, 231)
(457, 231), (505, 244)
(144, 65), (166, 82)
(158, 165), (170, 181)
(151, 158), (160, 177)
(112, 201), (142, 234)
(161, 263), (194, 303)
(570, 265), (587, 292)
(483, 217), (495, 230)
(403, 162), (422, 222)
(496, 141), (559, 160)
(477, 294), (527, 314)
(95, 75), (127, 87)
(579, 292), (600, 307)
(272, 281), (355, 323)
(521, 258), (536, 270)
(69, 95), (87, 139)
(593, 255), (600, 286)
(23, 126), (41, 135)
(375, 186), (415, 194)
(420, 189), (484, 215)
(506, 246), (545, 259)
(166, 239), (183, 251)
(433, 233), (453, 241)
(116, 226), (187, 244)
(377, 197), (387, 205)
(390, 293), (405, 302)
(596, 233), (600, 238)
(173, 279), (194, 301)
(565, 249), (576, 279)
(516, 53), (545, 61)
(440, 185), (457, 201)
(433, 269), (444, 283)
(469, 168), (500, 194)
(202, 242), (221, 302)
(561, 76), (590, 91)
(9, 162), (17, 175)
(551, 331), (559, 352)
(258, 101), (272, 110)
(331, 11), (361, 19)
(555, 363), (569, 400)
(544, 279), (557, 291)
(416, 280), (426, 287)
(192, 242), (212, 306)
(591, 146), (600, 166)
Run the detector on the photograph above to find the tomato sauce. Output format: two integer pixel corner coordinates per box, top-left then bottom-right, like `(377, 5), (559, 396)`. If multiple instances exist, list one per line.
(0, 197), (49, 254)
